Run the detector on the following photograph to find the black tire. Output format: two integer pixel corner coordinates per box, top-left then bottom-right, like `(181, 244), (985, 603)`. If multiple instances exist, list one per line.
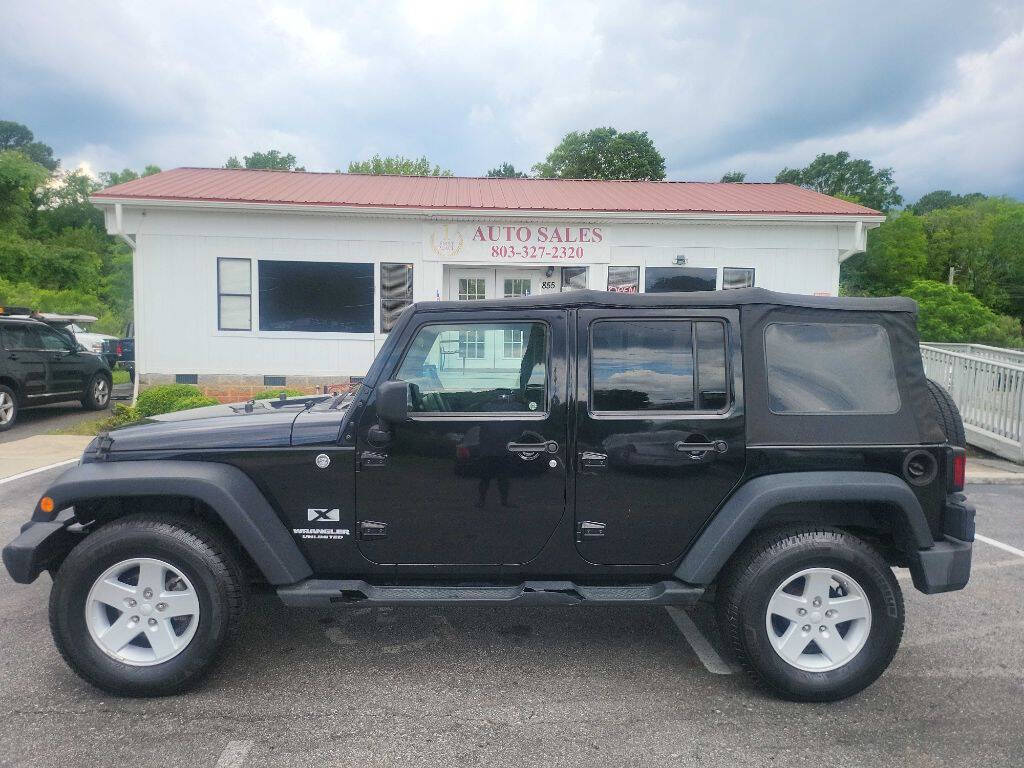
(716, 526), (904, 702)
(0, 384), (17, 432)
(82, 372), (112, 411)
(49, 514), (246, 696)
(926, 378), (966, 448)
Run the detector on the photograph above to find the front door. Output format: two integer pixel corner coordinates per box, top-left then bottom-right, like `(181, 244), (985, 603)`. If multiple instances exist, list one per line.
(574, 308), (746, 565)
(0, 324), (48, 400)
(355, 310), (569, 565)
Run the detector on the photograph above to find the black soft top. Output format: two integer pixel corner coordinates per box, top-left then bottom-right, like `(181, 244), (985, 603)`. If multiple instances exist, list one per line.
(415, 288), (918, 314)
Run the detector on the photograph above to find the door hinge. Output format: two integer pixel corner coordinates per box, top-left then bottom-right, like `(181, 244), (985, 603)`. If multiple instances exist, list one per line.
(576, 520), (606, 542)
(359, 451), (389, 469)
(358, 520), (388, 540)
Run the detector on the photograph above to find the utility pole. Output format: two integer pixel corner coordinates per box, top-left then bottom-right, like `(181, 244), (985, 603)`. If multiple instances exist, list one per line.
(948, 266), (956, 286)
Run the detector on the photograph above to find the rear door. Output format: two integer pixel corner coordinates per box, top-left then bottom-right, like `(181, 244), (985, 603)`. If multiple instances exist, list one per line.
(1, 324), (48, 400)
(574, 308), (745, 565)
(37, 324), (89, 397)
(355, 309), (569, 565)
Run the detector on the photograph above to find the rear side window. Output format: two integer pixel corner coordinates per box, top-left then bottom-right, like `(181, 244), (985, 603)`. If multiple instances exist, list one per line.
(2, 324), (42, 350)
(590, 319), (728, 413)
(764, 323), (900, 414)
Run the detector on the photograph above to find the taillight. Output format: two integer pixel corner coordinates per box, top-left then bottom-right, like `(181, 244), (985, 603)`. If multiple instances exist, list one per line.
(951, 451), (966, 492)
(116, 343), (122, 356)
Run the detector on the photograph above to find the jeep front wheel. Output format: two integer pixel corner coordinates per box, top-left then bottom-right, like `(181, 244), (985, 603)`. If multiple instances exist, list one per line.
(716, 526), (904, 702)
(49, 514), (245, 696)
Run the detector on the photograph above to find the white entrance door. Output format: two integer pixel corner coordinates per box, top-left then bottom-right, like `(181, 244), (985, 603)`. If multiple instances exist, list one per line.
(496, 268), (545, 298)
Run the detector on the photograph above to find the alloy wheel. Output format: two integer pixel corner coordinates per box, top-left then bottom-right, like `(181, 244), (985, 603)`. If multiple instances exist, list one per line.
(93, 378), (109, 407)
(764, 567), (872, 672)
(85, 557), (200, 666)
(0, 391), (13, 425)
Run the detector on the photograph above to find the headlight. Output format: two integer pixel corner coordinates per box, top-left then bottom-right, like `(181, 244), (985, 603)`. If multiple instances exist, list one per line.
(91, 342), (103, 353)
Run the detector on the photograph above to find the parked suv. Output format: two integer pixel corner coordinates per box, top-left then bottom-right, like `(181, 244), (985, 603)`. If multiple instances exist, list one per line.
(2, 289), (973, 701)
(0, 311), (113, 430)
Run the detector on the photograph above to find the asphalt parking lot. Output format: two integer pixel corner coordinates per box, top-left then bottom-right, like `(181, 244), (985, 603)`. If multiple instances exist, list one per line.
(1, 471), (1022, 768)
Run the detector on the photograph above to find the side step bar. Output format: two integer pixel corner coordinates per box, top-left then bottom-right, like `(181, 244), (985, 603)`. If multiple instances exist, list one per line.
(276, 579), (704, 608)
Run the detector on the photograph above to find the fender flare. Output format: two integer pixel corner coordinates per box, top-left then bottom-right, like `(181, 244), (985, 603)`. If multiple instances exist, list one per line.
(35, 460), (312, 585)
(674, 471), (933, 585)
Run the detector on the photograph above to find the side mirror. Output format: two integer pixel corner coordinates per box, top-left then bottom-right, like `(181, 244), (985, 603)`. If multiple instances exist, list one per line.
(376, 380), (409, 423)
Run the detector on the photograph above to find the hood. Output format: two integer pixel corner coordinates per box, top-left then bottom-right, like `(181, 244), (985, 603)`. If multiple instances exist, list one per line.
(101, 396), (344, 452)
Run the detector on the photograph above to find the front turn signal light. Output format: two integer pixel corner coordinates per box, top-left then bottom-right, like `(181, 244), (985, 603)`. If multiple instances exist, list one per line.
(39, 496), (55, 515)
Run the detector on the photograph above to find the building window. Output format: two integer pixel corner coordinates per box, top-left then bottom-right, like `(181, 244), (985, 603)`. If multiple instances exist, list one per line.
(644, 267), (717, 293)
(764, 323), (900, 414)
(607, 266), (639, 293)
(590, 319), (729, 413)
(561, 266), (588, 291)
(396, 322), (548, 414)
(175, 373), (198, 384)
(503, 278), (531, 297)
(380, 263), (413, 333)
(258, 260), (373, 333)
(263, 375), (286, 387)
(218, 258), (252, 330)
(722, 267), (755, 290)
(458, 278), (487, 301)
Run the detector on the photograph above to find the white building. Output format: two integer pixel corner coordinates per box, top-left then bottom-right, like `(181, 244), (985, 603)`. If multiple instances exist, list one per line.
(92, 169), (883, 397)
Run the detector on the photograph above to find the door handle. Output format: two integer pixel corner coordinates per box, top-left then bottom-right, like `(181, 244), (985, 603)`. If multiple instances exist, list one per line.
(6, 354), (17, 360)
(674, 440), (728, 458)
(506, 440), (558, 455)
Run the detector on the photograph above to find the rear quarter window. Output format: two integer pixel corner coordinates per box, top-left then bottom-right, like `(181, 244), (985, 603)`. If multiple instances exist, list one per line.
(764, 323), (900, 415)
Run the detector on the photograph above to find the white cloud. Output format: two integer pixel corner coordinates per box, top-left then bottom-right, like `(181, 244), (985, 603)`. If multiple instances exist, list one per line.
(2, 1), (1021, 200)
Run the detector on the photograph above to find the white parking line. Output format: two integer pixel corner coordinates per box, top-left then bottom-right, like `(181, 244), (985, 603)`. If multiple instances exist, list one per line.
(976, 534), (1024, 560)
(214, 740), (254, 768)
(664, 606), (732, 675)
(0, 458), (78, 486)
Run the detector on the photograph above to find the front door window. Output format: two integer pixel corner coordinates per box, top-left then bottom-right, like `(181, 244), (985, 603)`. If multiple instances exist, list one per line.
(458, 278), (487, 301)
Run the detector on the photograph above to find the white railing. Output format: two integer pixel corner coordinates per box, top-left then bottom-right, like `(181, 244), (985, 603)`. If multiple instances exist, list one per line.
(920, 344), (1024, 463)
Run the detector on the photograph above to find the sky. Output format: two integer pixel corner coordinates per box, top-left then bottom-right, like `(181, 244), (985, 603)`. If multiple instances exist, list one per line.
(2, 0), (1023, 203)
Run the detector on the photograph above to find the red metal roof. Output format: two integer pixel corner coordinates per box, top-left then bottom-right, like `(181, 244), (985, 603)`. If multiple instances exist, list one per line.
(92, 167), (881, 216)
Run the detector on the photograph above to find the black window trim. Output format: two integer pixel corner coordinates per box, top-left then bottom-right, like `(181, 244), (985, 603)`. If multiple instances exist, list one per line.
(587, 316), (734, 419)
(388, 317), (553, 420)
(722, 266), (756, 290)
(217, 257), (252, 332)
(763, 321), (902, 416)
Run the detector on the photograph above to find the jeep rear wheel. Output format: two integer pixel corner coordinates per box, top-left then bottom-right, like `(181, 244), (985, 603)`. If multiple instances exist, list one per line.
(49, 514), (245, 696)
(716, 526), (904, 702)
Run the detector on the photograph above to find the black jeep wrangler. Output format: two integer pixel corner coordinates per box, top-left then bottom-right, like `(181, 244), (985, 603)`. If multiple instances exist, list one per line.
(2, 289), (973, 701)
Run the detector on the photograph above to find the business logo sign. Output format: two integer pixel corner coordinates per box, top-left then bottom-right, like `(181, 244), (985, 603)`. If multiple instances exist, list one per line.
(423, 222), (610, 263)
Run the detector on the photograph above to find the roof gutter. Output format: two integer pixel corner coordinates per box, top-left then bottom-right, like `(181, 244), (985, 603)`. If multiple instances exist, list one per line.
(113, 203), (136, 251)
(91, 196), (886, 225)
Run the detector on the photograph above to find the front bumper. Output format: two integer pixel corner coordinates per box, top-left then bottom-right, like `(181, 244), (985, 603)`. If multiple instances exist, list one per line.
(1, 511), (83, 584)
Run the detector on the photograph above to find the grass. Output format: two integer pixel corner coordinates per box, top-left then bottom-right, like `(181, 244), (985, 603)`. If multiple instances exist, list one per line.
(50, 416), (116, 436)
(111, 369), (130, 385)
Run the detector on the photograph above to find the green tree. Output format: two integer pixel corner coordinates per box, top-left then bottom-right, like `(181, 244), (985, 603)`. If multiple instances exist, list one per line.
(486, 162), (528, 178)
(0, 150), (49, 229)
(35, 169), (104, 233)
(0, 120), (58, 170)
(532, 127), (666, 181)
(224, 151), (304, 171)
(905, 280), (1023, 347)
(720, 171), (746, 182)
(100, 165), (161, 187)
(842, 211), (928, 295)
(775, 151), (902, 211)
(910, 189), (987, 216)
(920, 204), (1006, 310)
(347, 154), (452, 176)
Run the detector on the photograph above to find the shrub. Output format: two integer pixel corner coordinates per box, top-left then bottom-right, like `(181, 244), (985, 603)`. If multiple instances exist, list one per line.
(253, 388), (306, 400)
(135, 384), (207, 417)
(904, 280), (1024, 348)
(164, 395), (219, 412)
